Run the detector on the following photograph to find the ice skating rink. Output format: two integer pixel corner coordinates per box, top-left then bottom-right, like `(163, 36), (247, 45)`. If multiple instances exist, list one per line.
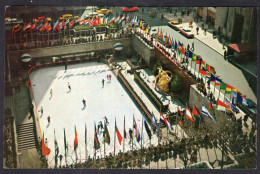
(30, 62), (158, 167)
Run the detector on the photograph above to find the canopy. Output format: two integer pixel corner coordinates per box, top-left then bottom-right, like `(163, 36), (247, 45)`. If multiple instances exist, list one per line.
(228, 42), (257, 54)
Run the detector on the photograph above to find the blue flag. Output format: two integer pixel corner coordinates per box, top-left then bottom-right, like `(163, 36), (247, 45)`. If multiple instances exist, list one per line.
(231, 98), (239, 113)
(231, 89), (237, 100)
(210, 73), (216, 82)
(188, 50), (193, 58)
(152, 114), (159, 137)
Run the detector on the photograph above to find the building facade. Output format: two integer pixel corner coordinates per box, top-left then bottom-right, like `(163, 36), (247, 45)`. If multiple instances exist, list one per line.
(197, 7), (257, 43)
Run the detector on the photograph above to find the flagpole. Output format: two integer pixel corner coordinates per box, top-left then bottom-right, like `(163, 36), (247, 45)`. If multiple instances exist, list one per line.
(85, 123), (87, 161)
(75, 126), (77, 165)
(104, 119), (106, 158)
(114, 118), (116, 156)
(141, 114), (143, 150)
(94, 122), (96, 161)
(123, 115), (125, 153)
(54, 129), (57, 168)
(132, 114), (134, 151)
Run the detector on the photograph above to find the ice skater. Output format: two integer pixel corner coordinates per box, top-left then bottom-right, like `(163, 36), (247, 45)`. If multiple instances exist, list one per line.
(50, 89), (53, 99)
(109, 74), (112, 82)
(103, 116), (109, 125)
(82, 98), (86, 109)
(106, 74), (109, 80)
(102, 79), (105, 88)
(47, 116), (51, 124)
(192, 42), (195, 51)
(39, 106), (43, 116)
(68, 82), (71, 92)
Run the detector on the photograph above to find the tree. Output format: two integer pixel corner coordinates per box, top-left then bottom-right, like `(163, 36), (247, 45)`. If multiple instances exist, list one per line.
(152, 60), (162, 75)
(170, 75), (183, 94)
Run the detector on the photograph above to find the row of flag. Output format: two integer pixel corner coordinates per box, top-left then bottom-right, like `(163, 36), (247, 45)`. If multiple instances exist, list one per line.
(11, 14), (131, 36)
(153, 28), (249, 108)
(41, 115), (154, 157)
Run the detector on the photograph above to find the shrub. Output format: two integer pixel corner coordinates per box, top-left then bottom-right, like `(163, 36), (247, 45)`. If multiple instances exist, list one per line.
(170, 75), (183, 94)
(152, 60), (162, 76)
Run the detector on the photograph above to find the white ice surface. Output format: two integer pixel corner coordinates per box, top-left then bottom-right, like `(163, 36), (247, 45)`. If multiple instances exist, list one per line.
(30, 62), (158, 167)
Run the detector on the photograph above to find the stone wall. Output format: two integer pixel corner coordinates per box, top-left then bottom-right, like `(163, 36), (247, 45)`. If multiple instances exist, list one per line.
(189, 84), (230, 131)
(132, 35), (155, 64)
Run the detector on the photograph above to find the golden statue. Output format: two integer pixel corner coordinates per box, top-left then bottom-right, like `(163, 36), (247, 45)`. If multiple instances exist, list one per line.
(155, 67), (172, 93)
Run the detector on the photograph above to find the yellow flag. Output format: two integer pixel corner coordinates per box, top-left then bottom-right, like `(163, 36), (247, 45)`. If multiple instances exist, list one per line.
(139, 20), (142, 28)
(145, 25), (149, 34)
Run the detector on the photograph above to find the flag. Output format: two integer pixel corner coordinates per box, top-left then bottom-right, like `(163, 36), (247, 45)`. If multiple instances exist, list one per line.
(36, 23), (43, 30)
(125, 16), (129, 23)
(61, 20), (65, 27)
(199, 65), (210, 76)
(202, 105), (214, 121)
(237, 94), (248, 106)
(188, 50), (193, 58)
(193, 105), (204, 122)
(104, 121), (110, 144)
(119, 14), (125, 23)
(220, 81), (226, 90)
(39, 22), (48, 32)
(12, 24), (20, 36)
(115, 119), (123, 145)
(74, 126), (78, 151)
(242, 97), (249, 106)
(181, 46), (185, 55)
(152, 114), (159, 137)
(210, 73), (216, 82)
(41, 132), (51, 156)
(69, 19), (75, 28)
(124, 116), (127, 139)
(145, 25), (149, 34)
(133, 117), (141, 143)
(231, 87), (239, 93)
(144, 120), (151, 139)
(217, 99), (228, 111)
(104, 18), (107, 24)
(159, 113), (174, 131)
(160, 29), (163, 39)
(231, 98), (239, 113)
(108, 17), (115, 24)
(190, 53), (195, 62)
(64, 128), (67, 157)
(225, 84), (232, 94)
(185, 106), (195, 122)
(209, 101), (215, 118)
(115, 15), (120, 23)
(94, 122), (100, 149)
(54, 129), (59, 161)
(139, 20), (142, 28)
(215, 77), (221, 86)
(53, 20), (59, 31)
(23, 23), (31, 31)
(46, 23), (52, 32)
(131, 16), (135, 23)
(225, 98), (232, 111)
(196, 56), (202, 64)
(29, 22), (37, 32)
(171, 37), (175, 48)
(231, 89), (237, 100)
(178, 107), (183, 126)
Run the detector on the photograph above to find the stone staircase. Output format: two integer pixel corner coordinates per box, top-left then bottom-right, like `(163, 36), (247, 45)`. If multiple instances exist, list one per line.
(17, 123), (36, 151)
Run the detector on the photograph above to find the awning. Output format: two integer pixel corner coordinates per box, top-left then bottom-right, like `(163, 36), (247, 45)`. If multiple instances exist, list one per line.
(228, 42), (257, 54)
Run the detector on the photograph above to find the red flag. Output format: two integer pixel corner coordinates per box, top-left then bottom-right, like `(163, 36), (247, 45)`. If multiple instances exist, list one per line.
(169, 37), (172, 46)
(93, 18), (98, 26)
(39, 22), (48, 32)
(41, 133), (51, 156)
(160, 29), (163, 39)
(115, 119), (122, 145)
(29, 22), (37, 32)
(181, 46), (185, 55)
(23, 23), (31, 31)
(74, 126), (78, 151)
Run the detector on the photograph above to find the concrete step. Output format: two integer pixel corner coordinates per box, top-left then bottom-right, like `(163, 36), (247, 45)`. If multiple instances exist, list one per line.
(17, 122), (36, 151)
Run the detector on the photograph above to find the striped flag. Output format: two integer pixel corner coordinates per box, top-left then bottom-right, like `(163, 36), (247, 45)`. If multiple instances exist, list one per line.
(202, 105), (215, 121)
(225, 98), (232, 111)
(217, 99), (228, 111)
(115, 118), (123, 145)
(225, 84), (232, 94)
(23, 23), (31, 31)
(133, 117), (141, 143)
(215, 77), (221, 86)
(178, 107), (183, 126)
(185, 106), (195, 122)
(94, 122), (100, 149)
